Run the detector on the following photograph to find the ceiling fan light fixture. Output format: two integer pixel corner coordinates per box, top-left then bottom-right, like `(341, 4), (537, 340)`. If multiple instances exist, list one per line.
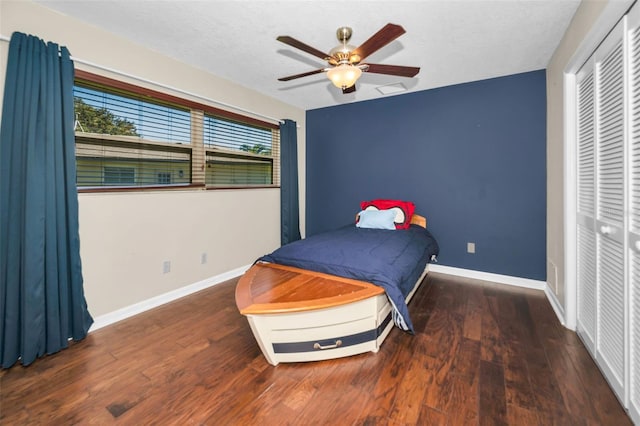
(327, 63), (362, 89)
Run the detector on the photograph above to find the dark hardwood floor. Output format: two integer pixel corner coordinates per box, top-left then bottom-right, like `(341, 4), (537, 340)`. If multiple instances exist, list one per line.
(0, 272), (632, 425)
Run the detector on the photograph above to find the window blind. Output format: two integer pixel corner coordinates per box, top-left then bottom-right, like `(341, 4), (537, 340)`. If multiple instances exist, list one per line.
(73, 74), (280, 190)
(204, 115), (280, 187)
(74, 83), (192, 188)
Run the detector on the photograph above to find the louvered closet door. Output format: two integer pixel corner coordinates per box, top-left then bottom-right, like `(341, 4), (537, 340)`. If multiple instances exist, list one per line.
(628, 5), (640, 422)
(594, 20), (626, 400)
(576, 62), (597, 354)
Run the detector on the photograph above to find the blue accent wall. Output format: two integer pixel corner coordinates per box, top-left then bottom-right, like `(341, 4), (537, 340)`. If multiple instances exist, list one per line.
(306, 70), (546, 281)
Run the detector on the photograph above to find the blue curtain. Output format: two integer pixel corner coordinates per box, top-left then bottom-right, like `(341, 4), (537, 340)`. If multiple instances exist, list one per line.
(279, 119), (301, 245)
(0, 32), (93, 368)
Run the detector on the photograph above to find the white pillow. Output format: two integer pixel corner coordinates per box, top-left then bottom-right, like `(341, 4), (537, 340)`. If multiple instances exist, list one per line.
(356, 209), (397, 230)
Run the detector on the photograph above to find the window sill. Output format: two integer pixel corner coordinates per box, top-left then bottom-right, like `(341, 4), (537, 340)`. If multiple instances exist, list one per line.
(78, 183), (205, 193)
(77, 183), (280, 193)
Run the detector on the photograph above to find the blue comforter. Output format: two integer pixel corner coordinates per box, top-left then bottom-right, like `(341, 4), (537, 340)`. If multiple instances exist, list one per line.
(258, 224), (439, 333)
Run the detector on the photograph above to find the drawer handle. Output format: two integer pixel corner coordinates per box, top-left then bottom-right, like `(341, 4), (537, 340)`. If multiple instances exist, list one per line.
(313, 340), (342, 350)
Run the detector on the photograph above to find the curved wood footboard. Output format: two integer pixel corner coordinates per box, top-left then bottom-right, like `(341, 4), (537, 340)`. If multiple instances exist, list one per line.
(235, 262), (385, 315)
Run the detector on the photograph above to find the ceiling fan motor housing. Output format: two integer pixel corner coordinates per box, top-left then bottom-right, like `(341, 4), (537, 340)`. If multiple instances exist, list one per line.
(336, 26), (352, 43)
(329, 26), (360, 65)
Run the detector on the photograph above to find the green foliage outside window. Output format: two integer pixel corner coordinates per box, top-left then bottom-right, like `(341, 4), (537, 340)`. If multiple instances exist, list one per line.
(74, 98), (139, 136)
(239, 143), (271, 155)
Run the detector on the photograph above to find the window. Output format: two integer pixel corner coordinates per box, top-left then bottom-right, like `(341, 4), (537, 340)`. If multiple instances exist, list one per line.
(73, 70), (280, 190)
(204, 115), (279, 186)
(157, 172), (172, 185)
(74, 81), (192, 188)
(103, 167), (135, 185)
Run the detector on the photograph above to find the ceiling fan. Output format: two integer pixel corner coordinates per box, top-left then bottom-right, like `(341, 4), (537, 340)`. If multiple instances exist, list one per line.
(277, 23), (420, 94)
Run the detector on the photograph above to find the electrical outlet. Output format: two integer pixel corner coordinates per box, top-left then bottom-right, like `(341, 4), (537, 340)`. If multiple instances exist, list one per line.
(467, 242), (476, 254)
(201, 253), (207, 264)
(163, 260), (171, 274)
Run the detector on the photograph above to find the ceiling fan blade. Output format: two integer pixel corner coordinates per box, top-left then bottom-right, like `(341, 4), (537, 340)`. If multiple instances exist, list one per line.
(351, 23), (406, 63)
(277, 36), (330, 60)
(342, 85), (356, 94)
(364, 63), (420, 78)
(278, 68), (326, 81)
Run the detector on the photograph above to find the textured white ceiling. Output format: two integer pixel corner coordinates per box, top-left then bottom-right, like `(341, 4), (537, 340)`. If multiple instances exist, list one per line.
(35, 0), (581, 110)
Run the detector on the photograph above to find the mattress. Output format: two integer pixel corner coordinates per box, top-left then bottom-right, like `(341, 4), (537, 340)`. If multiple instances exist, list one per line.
(258, 224), (439, 333)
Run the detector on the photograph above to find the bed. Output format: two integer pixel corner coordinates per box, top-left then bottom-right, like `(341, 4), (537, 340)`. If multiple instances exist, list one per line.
(235, 204), (439, 365)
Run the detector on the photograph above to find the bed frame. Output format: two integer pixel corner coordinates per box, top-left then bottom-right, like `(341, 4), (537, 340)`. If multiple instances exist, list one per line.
(235, 214), (429, 366)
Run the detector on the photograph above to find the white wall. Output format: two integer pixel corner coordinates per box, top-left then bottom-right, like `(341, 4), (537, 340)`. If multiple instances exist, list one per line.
(0, 1), (306, 318)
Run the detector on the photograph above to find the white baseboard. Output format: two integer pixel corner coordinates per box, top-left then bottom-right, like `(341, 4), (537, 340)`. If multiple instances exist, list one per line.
(544, 285), (568, 328)
(428, 264), (571, 328)
(428, 264), (547, 290)
(89, 264), (251, 332)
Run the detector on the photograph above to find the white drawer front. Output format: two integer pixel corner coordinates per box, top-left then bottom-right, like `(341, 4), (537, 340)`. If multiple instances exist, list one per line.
(271, 316), (375, 343)
(263, 296), (379, 329)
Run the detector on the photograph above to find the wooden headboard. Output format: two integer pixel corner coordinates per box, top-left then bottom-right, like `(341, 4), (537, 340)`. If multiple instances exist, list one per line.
(355, 213), (427, 228)
(410, 214), (427, 228)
